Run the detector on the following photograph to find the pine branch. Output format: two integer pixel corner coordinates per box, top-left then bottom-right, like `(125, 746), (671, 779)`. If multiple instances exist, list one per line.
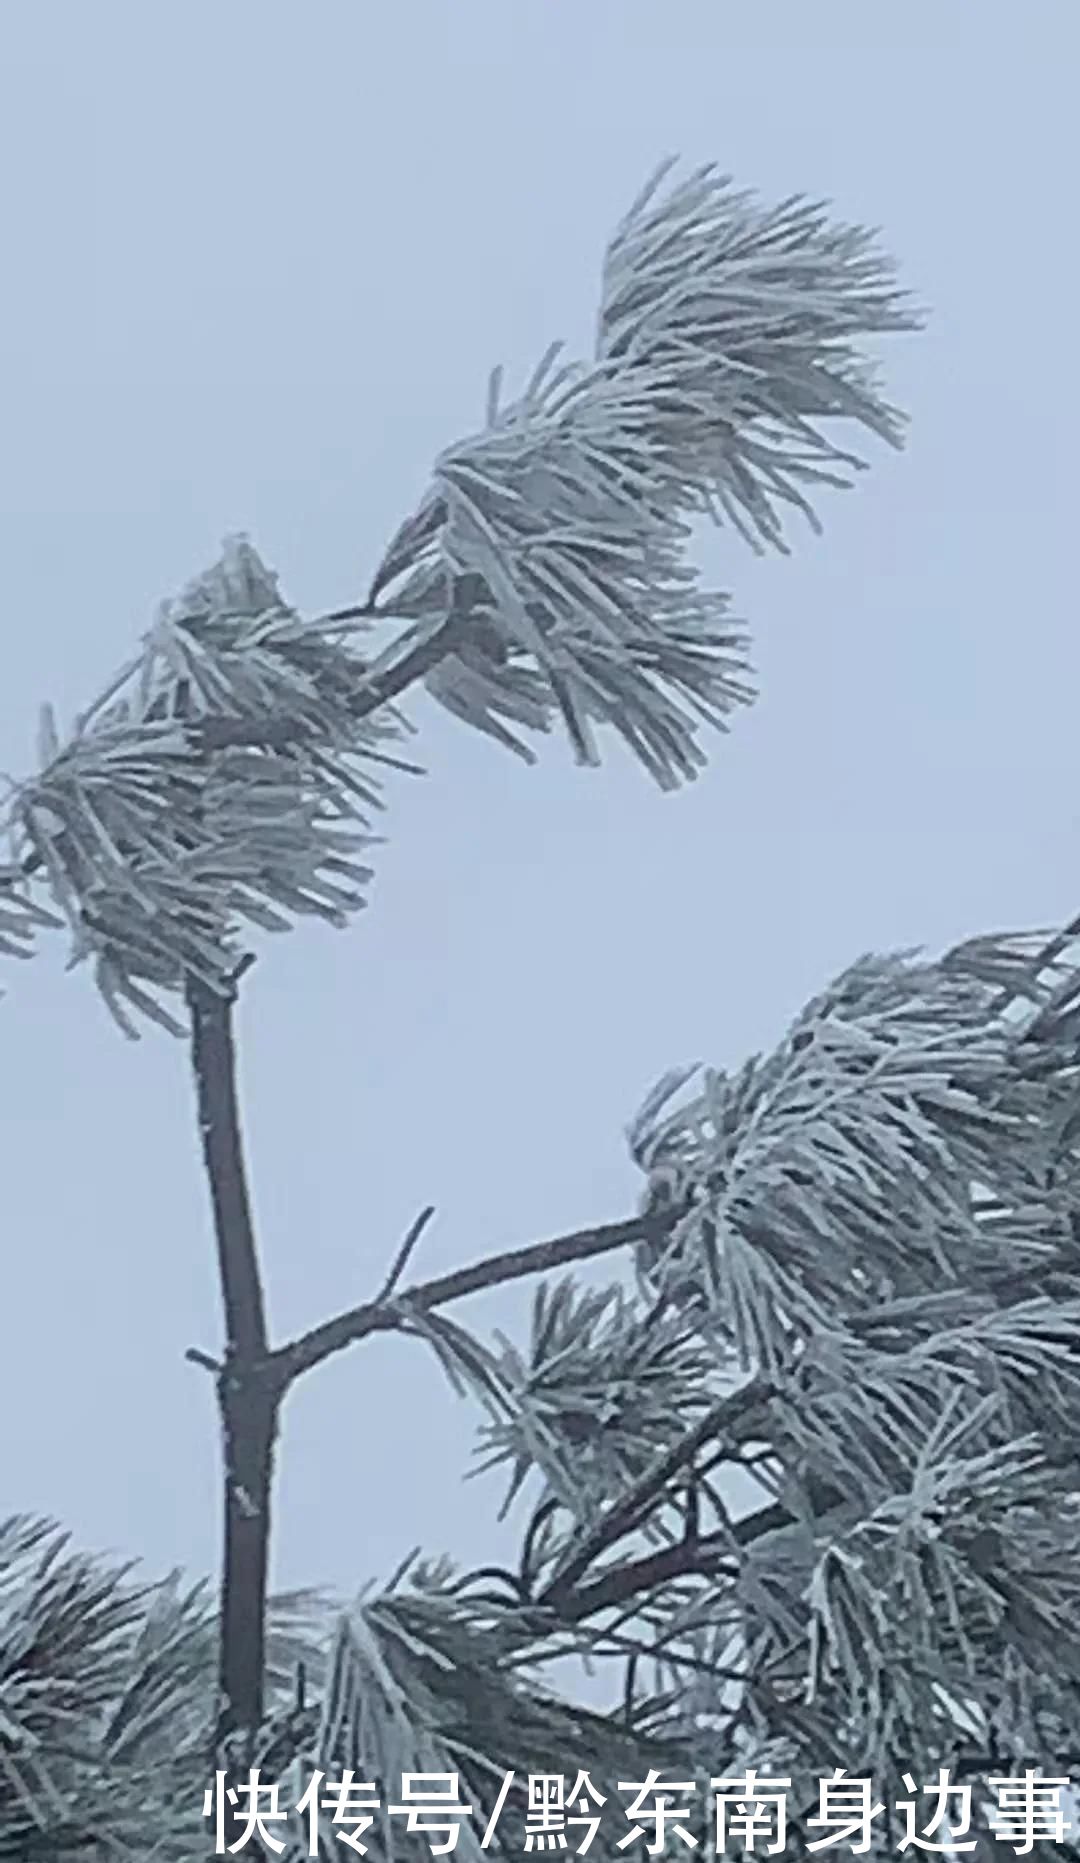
(555, 1526), (738, 1623)
(538, 1375), (775, 1607)
(188, 603), (470, 754)
(274, 1212), (662, 1384)
(554, 1480), (832, 1624)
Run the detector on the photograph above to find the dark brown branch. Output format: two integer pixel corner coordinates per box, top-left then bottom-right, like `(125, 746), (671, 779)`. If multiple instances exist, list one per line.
(540, 1375), (775, 1607)
(557, 1527), (739, 1621)
(275, 1213), (661, 1384)
(556, 1485), (825, 1623)
(187, 974), (282, 1815)
(186, 1346), (223, 1374)
(345, 614), (469, 713)
(375, 1205), (436, 1303)
(188, 979), (268, 1362)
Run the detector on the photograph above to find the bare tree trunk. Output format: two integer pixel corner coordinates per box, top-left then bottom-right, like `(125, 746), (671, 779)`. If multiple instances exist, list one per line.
(213, 1359), (280, 1762)
(188, 975), (282, 1856)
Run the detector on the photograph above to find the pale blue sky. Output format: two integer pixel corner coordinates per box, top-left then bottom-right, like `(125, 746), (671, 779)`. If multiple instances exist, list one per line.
(0, 5), (1076, 1603)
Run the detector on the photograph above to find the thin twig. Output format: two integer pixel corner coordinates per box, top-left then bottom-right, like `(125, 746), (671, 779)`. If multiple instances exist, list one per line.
(375, 1205), (436, 1304)
(185, 1347), (223, 1374)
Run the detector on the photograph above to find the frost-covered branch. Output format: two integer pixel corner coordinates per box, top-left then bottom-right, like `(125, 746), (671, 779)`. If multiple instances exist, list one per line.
(361, 161), (918, 786)
(0, 158), (918, 1033)
(538, 1376), (775, 1608)
(331, 923), (1080, 1797)
(25, 155), (1078, 1857)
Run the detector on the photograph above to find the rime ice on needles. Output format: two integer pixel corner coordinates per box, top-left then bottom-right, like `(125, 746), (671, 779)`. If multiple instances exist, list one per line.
(0, 164), (918, 1028)
(297, 1582), (703, 1863)
(621, 927), (1080, 1775)
(272, 937), (1080, 1836)
(597, 160), (916, 543)
(0, 1513), (335, 1863)
(629, 937), (1067, 1367)
(363, 160), (919, 788)
(0, 863), (60, 963)
(474, 1276), (731, 1523)
(4, 536), (399, 1033)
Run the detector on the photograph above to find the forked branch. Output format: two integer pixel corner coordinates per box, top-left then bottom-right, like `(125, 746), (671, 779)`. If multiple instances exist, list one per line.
(274, 1213), (661, 1384)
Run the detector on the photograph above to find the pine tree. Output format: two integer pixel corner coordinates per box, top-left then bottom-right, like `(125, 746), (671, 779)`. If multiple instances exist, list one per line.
(4, 159), (1078, 1863)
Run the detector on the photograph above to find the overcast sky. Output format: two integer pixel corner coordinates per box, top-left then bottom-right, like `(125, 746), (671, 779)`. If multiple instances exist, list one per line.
(0, 5), (1076, 1610)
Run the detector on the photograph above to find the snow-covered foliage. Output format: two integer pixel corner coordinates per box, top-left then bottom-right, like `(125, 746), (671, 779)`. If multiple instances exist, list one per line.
(0, 163), (916, 1034)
